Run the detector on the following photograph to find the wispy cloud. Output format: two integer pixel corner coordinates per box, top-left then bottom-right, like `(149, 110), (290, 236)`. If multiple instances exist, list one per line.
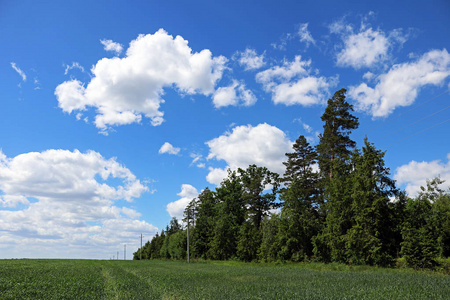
(298, 23), (315, 47)
(11, 62), (26, 81)
(64, 62), (85, 75)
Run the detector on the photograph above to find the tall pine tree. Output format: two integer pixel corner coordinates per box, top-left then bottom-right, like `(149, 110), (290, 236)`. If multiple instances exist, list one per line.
(316, 88), (359, 179)
(314, 88), (359, 262)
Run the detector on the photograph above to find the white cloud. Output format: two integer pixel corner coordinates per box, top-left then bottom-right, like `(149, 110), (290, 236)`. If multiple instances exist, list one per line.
(298, 23), (315, 46)
(235, 48), (265, 70)
(159, 142), (181, 155)
(349, 49), (450, 117)
(213, 80), (257, 108)
(64, 62), (85, 75)
(206, 167), (229, 185)
(330, 19), (408, 69)
(206, 123), (293, 184)
(190, 153), (204, 167)
(394, 153), (450, 197)
(336, 28), (389, 69)
(166, 184), (198, 219)
(100, 39), (124, 55)
(11, 62), (26, 81)
(55, 29), (228, 132)
(256, 56), (333, 106)
(0, 149), (155, 259)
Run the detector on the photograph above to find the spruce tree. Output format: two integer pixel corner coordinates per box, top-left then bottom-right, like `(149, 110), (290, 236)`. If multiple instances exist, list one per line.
(345, 139), (398, 266)
(279, 136), (321, 261)
(282, 135), (318, 188)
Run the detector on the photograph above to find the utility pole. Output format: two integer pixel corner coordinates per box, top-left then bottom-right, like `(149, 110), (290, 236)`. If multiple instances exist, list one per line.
(124, 244), (126, 260)
(117, 251), (119, 260)
(140, 233), (143, 260)
(187, 210), (190, 263)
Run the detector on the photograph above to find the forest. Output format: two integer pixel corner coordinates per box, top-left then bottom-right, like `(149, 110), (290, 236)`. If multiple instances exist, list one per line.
(134, 89), (450, 269)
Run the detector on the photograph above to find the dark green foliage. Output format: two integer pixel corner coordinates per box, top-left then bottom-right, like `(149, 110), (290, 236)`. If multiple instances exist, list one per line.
(236, 221), (262, 261)
(401, 197), (439, 269)
(208, 170), (245, 260)
(190, 188), (217, 259)
(345, 139), (398, 266)
(133, 89), (449, 270)
(282, 135), (318, 188)
(259, 214), (282, 261)
(315, 158), (354, 263)
(401, 178), (449, 269)
(316, 88), (359, 179)
(238, 165), (280, 229)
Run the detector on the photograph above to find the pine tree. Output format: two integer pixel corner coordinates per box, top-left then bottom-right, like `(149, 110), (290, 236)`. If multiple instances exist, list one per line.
(316, 88), (359, 179)
(313, 88), (359, 262)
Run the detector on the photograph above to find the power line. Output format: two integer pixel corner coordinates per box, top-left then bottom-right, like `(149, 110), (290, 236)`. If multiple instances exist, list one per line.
(374, 105), (450, 142)
(385, 118), (450, 148)
(362, 89), (450, 136)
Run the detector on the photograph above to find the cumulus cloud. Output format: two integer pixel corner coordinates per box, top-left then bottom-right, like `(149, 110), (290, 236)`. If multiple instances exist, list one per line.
(256, 56), (334, 106)
(55, 29), (227, 132)
(205, 123), (293, 184)
(11, 62), (26, 81)
(159, 142), (181, 155)
(213, 80), (257, 108)
(206, 167), (229, 185)
(100, 39), (124, 55)
(349, 49), (450, 117)
(166, 184), (198, 219)
(235, 48), (265, 70)
(0, 149), (155, 259)
(330, 19), (408, 69)
(394, 153), (450, 197)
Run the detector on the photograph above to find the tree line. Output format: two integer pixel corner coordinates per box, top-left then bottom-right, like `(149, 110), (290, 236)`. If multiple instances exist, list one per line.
(134, 89), (450, 269)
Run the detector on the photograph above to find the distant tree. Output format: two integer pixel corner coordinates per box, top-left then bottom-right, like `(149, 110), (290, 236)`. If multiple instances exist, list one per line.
(259, 214), (282, 262)
(190, 188), (217, 259)
(401, 196), (439, 269)
(401, 177), (450, 268)
(239, 165), (280, 229)
(208, 170), (244, 260)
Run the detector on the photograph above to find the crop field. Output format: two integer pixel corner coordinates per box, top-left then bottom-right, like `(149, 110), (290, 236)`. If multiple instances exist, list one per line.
(0, 259), (449, 299)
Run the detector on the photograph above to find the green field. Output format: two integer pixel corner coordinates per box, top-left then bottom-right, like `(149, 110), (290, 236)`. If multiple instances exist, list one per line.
(0, 260), (449, 299)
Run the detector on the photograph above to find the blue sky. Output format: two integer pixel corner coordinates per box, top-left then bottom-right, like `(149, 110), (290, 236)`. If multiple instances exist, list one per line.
(1, 0), (449, 259)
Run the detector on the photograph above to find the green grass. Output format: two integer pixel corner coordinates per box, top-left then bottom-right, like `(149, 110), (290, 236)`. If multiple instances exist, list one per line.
(0, 259), (449, 299)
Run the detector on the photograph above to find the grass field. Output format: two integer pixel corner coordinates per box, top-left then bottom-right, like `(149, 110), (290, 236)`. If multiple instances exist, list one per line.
(0, 259), (449, 299)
